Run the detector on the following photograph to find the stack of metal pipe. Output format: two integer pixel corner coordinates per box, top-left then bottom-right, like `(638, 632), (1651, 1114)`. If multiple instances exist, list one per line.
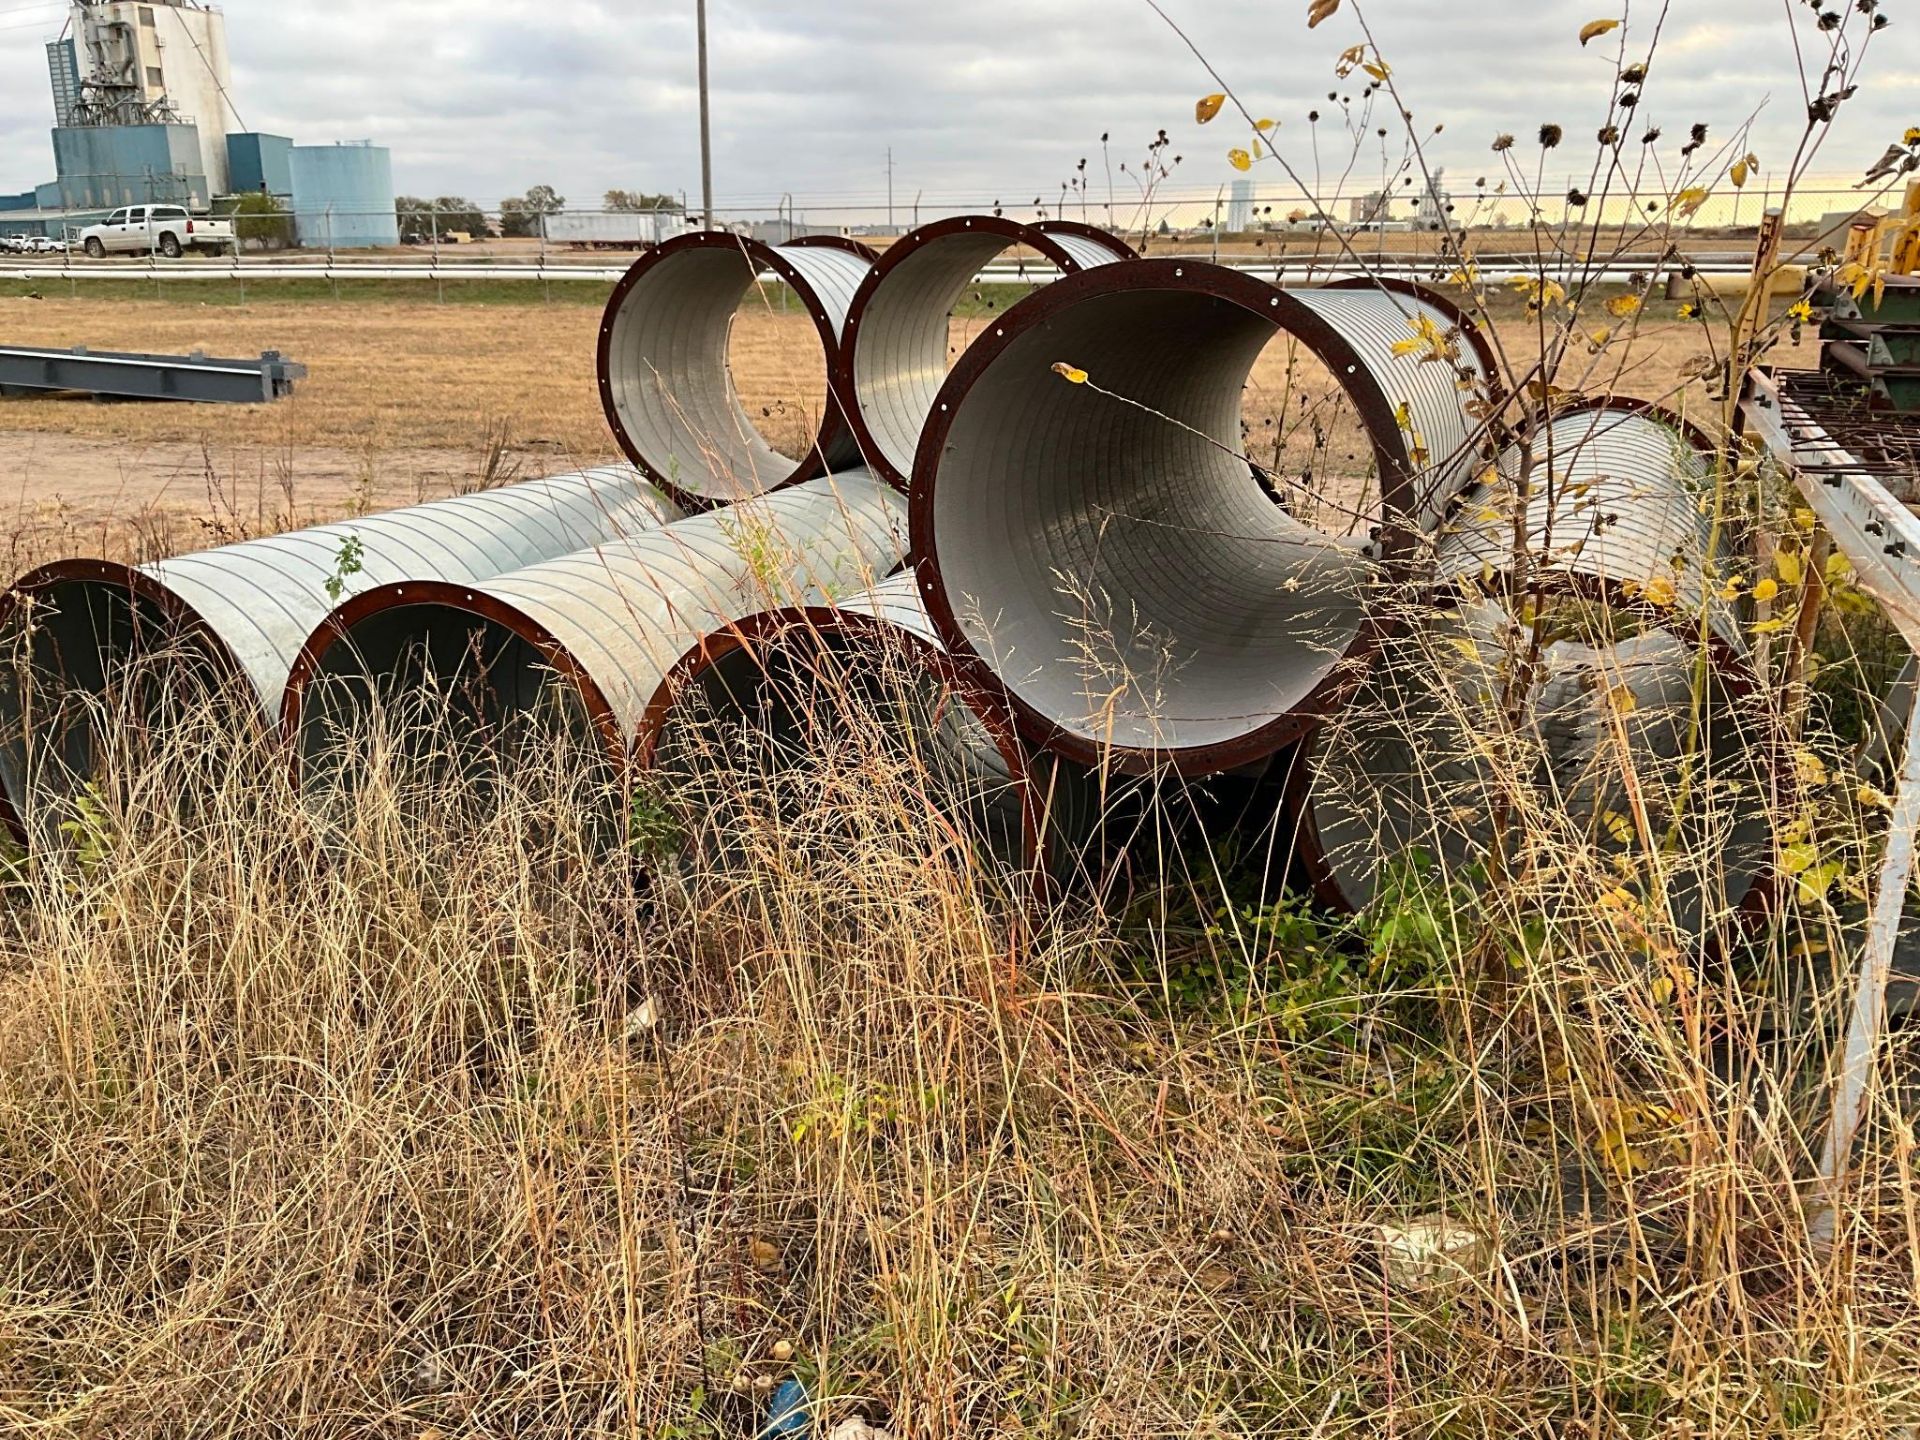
(0, 215), (1771, 935)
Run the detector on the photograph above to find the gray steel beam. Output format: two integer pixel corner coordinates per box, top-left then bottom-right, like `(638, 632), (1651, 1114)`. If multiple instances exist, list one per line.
(0, 344), (306, 403)
(1740, 365), (1920, 1250)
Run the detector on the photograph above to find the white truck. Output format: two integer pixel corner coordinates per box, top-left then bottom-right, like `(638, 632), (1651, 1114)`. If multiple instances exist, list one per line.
(78, 204), (236, 258)
(540, 210), (682, 249)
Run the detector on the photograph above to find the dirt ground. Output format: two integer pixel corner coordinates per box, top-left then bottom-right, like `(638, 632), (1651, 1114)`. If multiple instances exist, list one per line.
(0, 286), (1818, 569)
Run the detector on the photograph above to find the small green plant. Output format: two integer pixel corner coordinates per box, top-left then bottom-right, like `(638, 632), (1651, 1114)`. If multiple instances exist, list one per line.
(56, 782), (116, 871)
(628, 787), (683, 861)
(323, 533), (365, 602)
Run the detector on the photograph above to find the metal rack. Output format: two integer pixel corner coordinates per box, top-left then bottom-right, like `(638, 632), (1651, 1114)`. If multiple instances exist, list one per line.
(1740, 364), (1920, 1243)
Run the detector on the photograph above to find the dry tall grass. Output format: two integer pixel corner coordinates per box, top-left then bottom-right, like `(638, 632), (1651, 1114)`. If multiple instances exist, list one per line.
(0, 586), (1914, 1437)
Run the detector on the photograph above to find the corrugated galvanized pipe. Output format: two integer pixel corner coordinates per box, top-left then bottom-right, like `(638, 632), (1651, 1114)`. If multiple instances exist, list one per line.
(1294, 399), (1755, 912)
(910, 259), (1497, 775)
(1433, 399), (1744, 654)
(1293, 604), (1767, 924)
(0, 465), (681, 837)
(634, 571), (1100, 893)
(597, 231), (877, 510)
(1288, 600), (1514, 912)
(286, 470), (908, 791)
(839, 214), (1135, 489)
(1533, 626), (1769, 935)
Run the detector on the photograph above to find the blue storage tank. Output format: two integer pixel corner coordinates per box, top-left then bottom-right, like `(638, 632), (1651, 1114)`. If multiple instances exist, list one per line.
(228, 133), (294, 197)
(290, 142), (397, 249)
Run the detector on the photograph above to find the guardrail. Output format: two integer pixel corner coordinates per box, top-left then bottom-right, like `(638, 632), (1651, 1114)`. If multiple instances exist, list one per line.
(0, 252), (1768, 287)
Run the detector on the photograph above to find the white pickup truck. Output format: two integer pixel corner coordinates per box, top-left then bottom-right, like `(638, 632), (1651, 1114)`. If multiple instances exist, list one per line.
(78, 204), (236, 258)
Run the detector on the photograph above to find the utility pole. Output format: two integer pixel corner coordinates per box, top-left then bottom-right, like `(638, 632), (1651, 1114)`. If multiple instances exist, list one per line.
(886, 147), (894, 233)
(696, 0), (713, 229)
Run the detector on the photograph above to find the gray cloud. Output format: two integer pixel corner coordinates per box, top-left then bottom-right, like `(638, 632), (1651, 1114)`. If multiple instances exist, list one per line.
(0, 0), (1912, 219)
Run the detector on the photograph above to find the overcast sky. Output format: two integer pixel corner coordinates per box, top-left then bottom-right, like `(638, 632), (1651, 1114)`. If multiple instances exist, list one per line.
(0, 0), (1913, 219)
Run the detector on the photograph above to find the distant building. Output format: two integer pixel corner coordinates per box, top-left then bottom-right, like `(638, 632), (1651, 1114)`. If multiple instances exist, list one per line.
(1415, 168), (1450, 228)
(1227, 178), (1253, 233)
(3, 1), (398, 247)
(1350, 191), (1391, 224)
(226, 132), (292, 197)
(54, 0), (241, 197)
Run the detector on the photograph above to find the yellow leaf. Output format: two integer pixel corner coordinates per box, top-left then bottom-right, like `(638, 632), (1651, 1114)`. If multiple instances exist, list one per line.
(1588, 326), (1612, 347)
(1308, 0), (1341, 27)
(1651, 974), (1674, 1005)
(1786, 298), (1814, 323)
(1907, 127), (1920, 147)
(1824, 552), (1853, 585)
(1642, 576), (1676, 607)
(1794, 749), (1829, 789)
(1390, 312), (1449, 361)
(1605, 293), (1642, 318)
(1445, 634), (1482, 663)
(1604, 681), (1637, 714)
(1793, 508), (1815, 531)
(1252, 137), (1264, 159)
(1774, 548), (1804, 585)
(1859, 784), (1893, 811)
(1254, 118), (1278, 132)
(1051, 362), (1088, 384)
(1752, 577), (1780, 602)
(1579, 18), (1621, 45)
(1797, 860), (1845, 907)
(1675, 187), (1711, 217)
(1227, 148), (1253, 172)
(1731, 158), (1750, 188)
(1751, 617), (1789, 634)
(1196, 93), (1227, 124)
(1362, 59), (1391, 81)
(1393, 400), (1414, 429)
(1600, 810), (1636, 845)
(1780, 839), (1819, 876)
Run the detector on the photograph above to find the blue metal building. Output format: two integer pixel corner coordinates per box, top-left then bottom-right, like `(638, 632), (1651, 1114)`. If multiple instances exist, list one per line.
(49, 124), (209, 210)
(227, 133), (294, 197)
